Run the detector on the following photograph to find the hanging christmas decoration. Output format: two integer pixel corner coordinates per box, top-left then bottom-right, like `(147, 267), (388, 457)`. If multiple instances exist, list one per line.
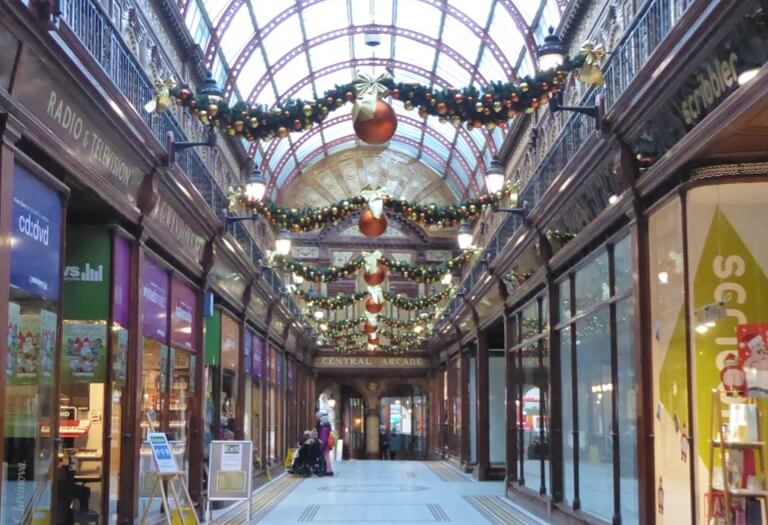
(364, 322), (378, 335)
(352, 72), (397, 144)
(365, 297), (384, 314)
(383, 289), (452, 310)
(271, 251), (475, 284)
(361, 249), (386, 285)
(295, 290), (368, 309)
(363, 266), (386, 285)
(358, 209), (388, 237)
(167, 53), (587, 140)
(577, 42), (607, 86)
(233, 186), (519, 232)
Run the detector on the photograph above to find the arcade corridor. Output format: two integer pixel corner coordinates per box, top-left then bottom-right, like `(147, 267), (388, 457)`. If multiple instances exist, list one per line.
(212, 460), (547, 525)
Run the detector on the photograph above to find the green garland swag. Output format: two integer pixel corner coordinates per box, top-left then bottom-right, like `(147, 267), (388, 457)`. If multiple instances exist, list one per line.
(384, 289), (452, 310)
(296, 290), (368, 309)
(271, 251), (474, 283)
(170, 55), (585, 142)
(235, 189), (519, 232)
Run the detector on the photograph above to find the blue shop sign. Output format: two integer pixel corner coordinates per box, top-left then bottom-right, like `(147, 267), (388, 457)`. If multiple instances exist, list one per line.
(10, 164), (63, 301)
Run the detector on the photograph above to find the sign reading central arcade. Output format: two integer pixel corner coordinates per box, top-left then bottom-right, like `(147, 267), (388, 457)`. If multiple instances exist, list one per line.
(313, 355), (430, 369)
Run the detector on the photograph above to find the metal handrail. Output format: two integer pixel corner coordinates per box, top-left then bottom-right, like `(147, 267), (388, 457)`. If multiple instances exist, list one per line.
(58, 0), (301, 318)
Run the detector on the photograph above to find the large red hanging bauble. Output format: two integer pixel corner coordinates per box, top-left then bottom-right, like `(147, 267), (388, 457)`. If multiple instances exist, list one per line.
(363, 265), (386, 285)
(364, 322), (377, 335)
(365, 297), (384, 314)
(353, 100), (398, 144)
(358, 209), (387, 237)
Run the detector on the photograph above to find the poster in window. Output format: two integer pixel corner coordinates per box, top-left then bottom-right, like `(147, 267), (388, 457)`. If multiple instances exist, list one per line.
(142, 258), (168, 341)
(9, 311), (56, 385)
(737, 324), (768, 397)
(252, 333), (263, 381)
(6, 302), (21, 382)
(62, 321), (107, 383)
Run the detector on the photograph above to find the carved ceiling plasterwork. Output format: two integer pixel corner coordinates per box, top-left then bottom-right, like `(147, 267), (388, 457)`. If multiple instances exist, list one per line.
(276, 148), (457, 209)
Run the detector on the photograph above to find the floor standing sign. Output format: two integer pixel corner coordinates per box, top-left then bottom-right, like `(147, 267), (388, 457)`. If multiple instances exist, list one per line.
(207, 441), (254, 521)
(140, 432), (199, 525)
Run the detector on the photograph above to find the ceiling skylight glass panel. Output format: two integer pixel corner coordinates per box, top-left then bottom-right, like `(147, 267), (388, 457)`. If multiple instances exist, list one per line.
(431, 121), (457, 143)
(441, 16), (481, 66)
(454, 139), (476, 169)
(436, 54), (472, 87)
(314, 69), (355, 94)
(261, 17), (302, 65)
(268, 139), (291, 172)
(249, 0), (287, 28)
(491, 126), (505, 149)
(202, 0), (227, 24)
(273, 55), (311, 95)
(290, 83), (315, 102)
(394, 40), (437, 78)
(389, 141), (420, 159)
(351, 0), (394, 26)
(278, 157), (297, 184)
(221, 5), (252, 63)
(302, 0), (348, 39)
(391, 68), (433, 86)
(465, 127), (486, 150)
(252, 82), (277, 106)
(423, 135), (448, 159)
(449, 157), (469, 184)
(212, 56), (227, 86)
(518, 53), (535, 78)
(309, 38), (351, 72)
(295, 133), (325, 161)
(518, 0), (543, 23)
(544, 0), (562, 27)
(395, 2), (441, 38)
(421, 153), (444, 174)
(478, 48), (507, 84)
(326, 142), (354, 156)
(397, 122), (423, 142)
(322, 121), (355, 143)
(448, 0), (493, 27)
(184, 2), (201, 32)
(488, 8), (526, 72)
(236, 52), (267, 97)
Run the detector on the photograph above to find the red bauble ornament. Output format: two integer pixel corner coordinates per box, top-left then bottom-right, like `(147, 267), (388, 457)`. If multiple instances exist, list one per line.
(353, 100), (397, 144)
(364, 322), (377, 335)
(363, 265), (386, 285)
(368, 336), (379, 346)
(358, 209), (388, 237)
(365, 298), (384, 314)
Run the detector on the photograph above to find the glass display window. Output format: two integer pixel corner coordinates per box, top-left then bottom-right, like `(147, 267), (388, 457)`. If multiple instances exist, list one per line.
(220, 313), (240, 440)
(3, 162), (63, 524)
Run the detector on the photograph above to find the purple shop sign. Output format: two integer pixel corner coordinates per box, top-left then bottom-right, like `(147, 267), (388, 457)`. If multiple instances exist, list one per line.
(243, 330), (252, 376)
(252, 334), (263, 381)
(142, 258), (168, 340)
(171, 278), (196, 350)
(10, 164), (63, 301)
(113, 236), (131, 327)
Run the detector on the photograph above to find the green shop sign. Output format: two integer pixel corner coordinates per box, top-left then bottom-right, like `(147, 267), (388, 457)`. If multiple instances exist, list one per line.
(62, 227), (111, 384)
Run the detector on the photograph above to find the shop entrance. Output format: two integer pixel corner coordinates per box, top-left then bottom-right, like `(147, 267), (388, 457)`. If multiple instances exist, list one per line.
(379, 385), (428, 460)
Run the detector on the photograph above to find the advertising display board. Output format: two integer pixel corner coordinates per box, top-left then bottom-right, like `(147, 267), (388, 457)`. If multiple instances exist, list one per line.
(207, 440), (253, 520)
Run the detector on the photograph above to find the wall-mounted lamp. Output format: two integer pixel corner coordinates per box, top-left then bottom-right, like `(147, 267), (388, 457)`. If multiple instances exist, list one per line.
(245, 166), (268, 202)
(484, 158), (506, 194)
(274, 229), (292, 256)
(164, 73), (224, 166)
(457, 224), (474, 251)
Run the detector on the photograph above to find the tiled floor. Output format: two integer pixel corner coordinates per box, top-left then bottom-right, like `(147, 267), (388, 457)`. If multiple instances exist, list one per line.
(220, 460), (551, 525)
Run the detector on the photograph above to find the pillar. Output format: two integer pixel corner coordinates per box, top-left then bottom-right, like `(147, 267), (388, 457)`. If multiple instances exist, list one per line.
(365, 408), (380, 459)
(476, 331), (490, 480)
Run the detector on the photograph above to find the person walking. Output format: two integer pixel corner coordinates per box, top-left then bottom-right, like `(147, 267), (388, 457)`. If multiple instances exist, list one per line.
(388, 429), (400, 460)
(317, 410), (334, 476)
(379, 425), (389, 460)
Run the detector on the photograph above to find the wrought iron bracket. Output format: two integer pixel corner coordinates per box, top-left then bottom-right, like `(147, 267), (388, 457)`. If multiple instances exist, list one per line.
(165, 129), (217, 166)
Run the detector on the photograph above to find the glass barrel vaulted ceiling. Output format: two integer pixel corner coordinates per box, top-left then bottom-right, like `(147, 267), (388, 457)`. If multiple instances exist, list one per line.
(181, 0), (565, 200)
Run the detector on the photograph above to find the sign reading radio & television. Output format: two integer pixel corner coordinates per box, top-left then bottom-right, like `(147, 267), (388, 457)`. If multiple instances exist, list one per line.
(10, 164), (63, 302)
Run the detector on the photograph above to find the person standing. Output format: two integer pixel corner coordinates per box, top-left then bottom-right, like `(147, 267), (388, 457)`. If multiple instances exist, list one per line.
(317, 410), (334, 476)
(379, 425), (389, 460)
(388, 430), (400, 460)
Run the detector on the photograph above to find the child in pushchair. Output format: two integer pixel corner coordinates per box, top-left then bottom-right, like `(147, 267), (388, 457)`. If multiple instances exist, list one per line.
(289, 430), (324, 477)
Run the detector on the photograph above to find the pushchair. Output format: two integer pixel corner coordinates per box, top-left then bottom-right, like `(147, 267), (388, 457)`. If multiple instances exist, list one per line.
(289, 438), (324, 477)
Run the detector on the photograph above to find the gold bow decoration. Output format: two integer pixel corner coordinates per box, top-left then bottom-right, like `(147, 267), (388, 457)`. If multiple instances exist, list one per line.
(361, 250), (384, 273)
(577, 42), (606, 86)
(144, 79), (175, 113)
(361, 185), (388, 218)
(352, 71), (391, 122)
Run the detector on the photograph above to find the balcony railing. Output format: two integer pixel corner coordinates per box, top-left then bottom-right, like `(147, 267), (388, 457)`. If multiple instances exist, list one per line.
(58, 0), (301, 319)
(603, 0), (695, 110)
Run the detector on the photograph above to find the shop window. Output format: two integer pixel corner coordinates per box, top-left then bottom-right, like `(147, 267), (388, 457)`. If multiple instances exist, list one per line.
(4, 163), (63, 523)
(553, 231), (638, 522)
(220, 314), (240, 441)
(576, 308), (612, 520)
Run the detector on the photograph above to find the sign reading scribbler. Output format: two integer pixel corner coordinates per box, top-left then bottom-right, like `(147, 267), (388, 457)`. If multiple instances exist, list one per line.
(10, 164), (63, 301)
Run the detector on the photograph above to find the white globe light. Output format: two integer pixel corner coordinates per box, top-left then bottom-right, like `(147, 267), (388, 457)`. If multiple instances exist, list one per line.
(275, 229), (292, 256)
(457, 224), (473, 251)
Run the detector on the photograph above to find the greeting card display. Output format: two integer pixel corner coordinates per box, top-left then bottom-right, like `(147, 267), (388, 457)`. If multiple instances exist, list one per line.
(63, 322), (107, 383)
(737, 324), (768, 397)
